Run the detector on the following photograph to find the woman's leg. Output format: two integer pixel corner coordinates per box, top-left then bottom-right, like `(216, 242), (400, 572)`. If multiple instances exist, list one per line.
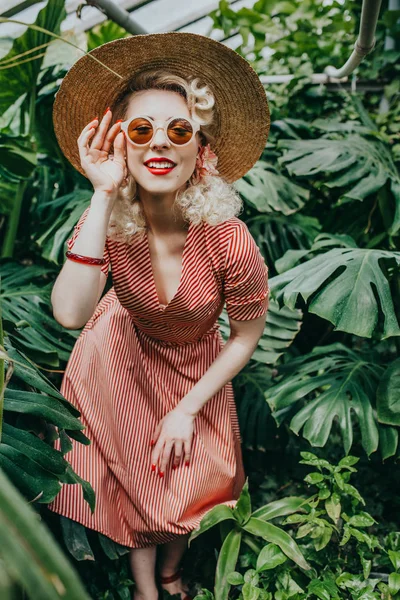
(129, 545), (158, 600)
(157, 533), (191, 597)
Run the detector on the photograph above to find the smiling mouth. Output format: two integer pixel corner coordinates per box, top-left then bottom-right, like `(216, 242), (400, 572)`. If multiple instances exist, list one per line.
(144, 162), (176, 169)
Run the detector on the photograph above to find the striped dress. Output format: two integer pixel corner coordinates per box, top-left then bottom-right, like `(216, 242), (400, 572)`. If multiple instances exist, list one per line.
(47, 207), (270, 548)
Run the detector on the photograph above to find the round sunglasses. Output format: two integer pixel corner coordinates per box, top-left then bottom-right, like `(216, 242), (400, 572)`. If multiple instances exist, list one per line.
(119, 115), (201, 147)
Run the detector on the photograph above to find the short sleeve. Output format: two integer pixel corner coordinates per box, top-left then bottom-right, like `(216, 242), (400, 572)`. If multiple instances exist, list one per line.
(66, 206), (111, 278)
(223, 220), (269, 321)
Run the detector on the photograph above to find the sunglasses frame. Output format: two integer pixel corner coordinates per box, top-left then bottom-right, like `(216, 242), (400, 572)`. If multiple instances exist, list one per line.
(120, 114), (201, 147)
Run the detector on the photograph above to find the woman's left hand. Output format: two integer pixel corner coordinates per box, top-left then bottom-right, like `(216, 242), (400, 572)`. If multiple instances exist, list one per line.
(150, 406), (195, 475)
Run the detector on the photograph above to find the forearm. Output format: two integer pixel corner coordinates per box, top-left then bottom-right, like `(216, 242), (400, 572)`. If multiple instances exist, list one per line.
(51, 192), (114, 329)
(178, 335), (259, 417)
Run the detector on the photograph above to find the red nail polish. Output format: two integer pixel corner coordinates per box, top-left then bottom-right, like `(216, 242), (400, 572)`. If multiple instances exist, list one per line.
(103, 106), (110, 116)
(172, 465), (177, 470)
(115, 119), (123, 123)
(185, 461), (190, 467)
(93, 116), (98, 121)
(151, 464), (156, 472)
(159, 471), (164, 478)
(150, 439), (155, 446)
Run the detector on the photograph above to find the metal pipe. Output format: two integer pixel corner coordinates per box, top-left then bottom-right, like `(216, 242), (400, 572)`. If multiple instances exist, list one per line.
(85, 0), (147, 35)
(325, 0), (383, 78)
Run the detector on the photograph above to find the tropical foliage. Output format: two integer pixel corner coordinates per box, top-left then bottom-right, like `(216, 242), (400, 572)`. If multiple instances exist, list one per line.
(0, 0), (399, 597)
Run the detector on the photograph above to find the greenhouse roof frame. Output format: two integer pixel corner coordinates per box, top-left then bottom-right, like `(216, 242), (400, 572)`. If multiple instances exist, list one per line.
(0, 0), (385, 88)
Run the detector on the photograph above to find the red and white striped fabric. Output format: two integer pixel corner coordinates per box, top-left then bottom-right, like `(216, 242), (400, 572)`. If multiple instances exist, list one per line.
(47, 207), (269, 548)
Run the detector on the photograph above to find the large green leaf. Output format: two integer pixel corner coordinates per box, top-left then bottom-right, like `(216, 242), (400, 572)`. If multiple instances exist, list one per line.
(188, 504), (236, 546)
(4, 389), (85, 431)
(0, 0), (66, 115)
(0, 444), (61, 503)
(234, 160), (310, 215)
(0, 468), (91, 599)
(35, 190), (92, 265)
(278, 134), (400, 235)
(247, 213), (321, 271)
(214, 528), (242, 600)
(264, 344), (395, 457)
(1, 262), (78, 365)
(219, 299), (303, 365)
(0, 132), (37, 181)
(270, 246), (400, 339)
(243, 517), (311, 570)
(377, 358), (400, 426)
(252, 497), (310, 521)
(233, 362), (278, 451)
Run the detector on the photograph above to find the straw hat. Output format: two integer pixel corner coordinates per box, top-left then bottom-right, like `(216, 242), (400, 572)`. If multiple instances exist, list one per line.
(53, 32), (270, 183)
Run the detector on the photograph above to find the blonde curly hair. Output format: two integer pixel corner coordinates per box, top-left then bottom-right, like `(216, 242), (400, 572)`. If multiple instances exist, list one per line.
(107, 68), (243, 243)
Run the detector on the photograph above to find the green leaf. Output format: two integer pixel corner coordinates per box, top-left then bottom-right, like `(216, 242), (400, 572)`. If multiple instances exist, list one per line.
(233, 479), (252, 524)
(389, 574), (400, 596)
(348, 512), (376, 528)
(0, 0), (66, 115)
(242, 582), (260, 600)
(325, 494), (341, 524)
(265, 344), (382, 456)
(270, 247), (400, 339)
(304, 472), (324, 485)
(214, 528), (242, 600)
(234, 160), (309, 215)
(226, 571), (244, 585)
(314, 527), (333, 551)
(60, 517), (95, 561)
(0, 469), (91, 599)
(4, 389), (85, 430)
(338, 456), (360, 468)
(252, 496), (309, 521)
(256, 544), (287, 572)
(218, 298), (302, 366)
(188, 505), (235, 546)
(388, 550), (400, 571)
(243, 518), (311, 570)
(377, 358), (400, 426)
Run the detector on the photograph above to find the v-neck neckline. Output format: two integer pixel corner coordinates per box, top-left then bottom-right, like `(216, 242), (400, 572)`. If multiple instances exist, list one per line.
(144, 220), (193, 312)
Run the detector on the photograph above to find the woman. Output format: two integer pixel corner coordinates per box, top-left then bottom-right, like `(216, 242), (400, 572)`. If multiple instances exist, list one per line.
(48, 33), (270, 600)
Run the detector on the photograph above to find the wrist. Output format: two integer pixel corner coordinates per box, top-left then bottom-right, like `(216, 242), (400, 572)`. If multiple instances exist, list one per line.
(91, 190), (117, 215)
(175, 402), (197, 420)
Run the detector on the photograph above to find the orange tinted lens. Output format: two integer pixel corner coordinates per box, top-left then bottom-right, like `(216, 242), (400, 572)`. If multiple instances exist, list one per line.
(167, 118), (193, 145)
(127, 118), (153, 144)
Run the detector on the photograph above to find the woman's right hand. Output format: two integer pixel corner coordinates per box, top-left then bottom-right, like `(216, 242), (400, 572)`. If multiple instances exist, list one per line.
(77, 108), (128, 199)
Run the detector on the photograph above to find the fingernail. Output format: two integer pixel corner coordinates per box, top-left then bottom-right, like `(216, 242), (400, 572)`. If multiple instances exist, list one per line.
(159, 471), (164, 478)
(151, 464), (156, 472)
(185, 462), (190, 467)
(93, 116), (98, 121)
(115, 119), (123, 123)
(150, 439), (155, 446)
(103, 106), (110, 116)
(172, 465), (177, 470)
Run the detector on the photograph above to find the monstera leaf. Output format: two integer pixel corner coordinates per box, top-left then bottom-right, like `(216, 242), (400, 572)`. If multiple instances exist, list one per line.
(1, 261), (78, 365)
(277, 134), (400, 235)
(0, 470), (91, 600)
(218, 298), (303, 365)
(265, 343), (399, 458)
(234, 160), (310, 215)
(1, 339), (94, 510)
(0, 0), (66, 115)
(247, 213), (321, 271)
(377, 358), (400, 426)
(35, 190), (92, 265)
(270, 245), (400, 340)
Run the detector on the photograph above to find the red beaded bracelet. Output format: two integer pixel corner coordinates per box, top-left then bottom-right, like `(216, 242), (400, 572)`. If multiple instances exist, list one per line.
(66, 251), (106, 266)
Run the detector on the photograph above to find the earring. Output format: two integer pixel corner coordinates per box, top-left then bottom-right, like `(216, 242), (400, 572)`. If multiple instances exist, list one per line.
(190, 143), (220, 186)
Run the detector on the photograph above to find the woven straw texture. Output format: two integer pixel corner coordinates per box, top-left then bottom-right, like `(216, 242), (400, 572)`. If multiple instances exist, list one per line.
(53, 32), (270, 183)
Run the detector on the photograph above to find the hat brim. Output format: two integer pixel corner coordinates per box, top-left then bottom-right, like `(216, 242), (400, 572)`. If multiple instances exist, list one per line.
(53, 32), (270, 183)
